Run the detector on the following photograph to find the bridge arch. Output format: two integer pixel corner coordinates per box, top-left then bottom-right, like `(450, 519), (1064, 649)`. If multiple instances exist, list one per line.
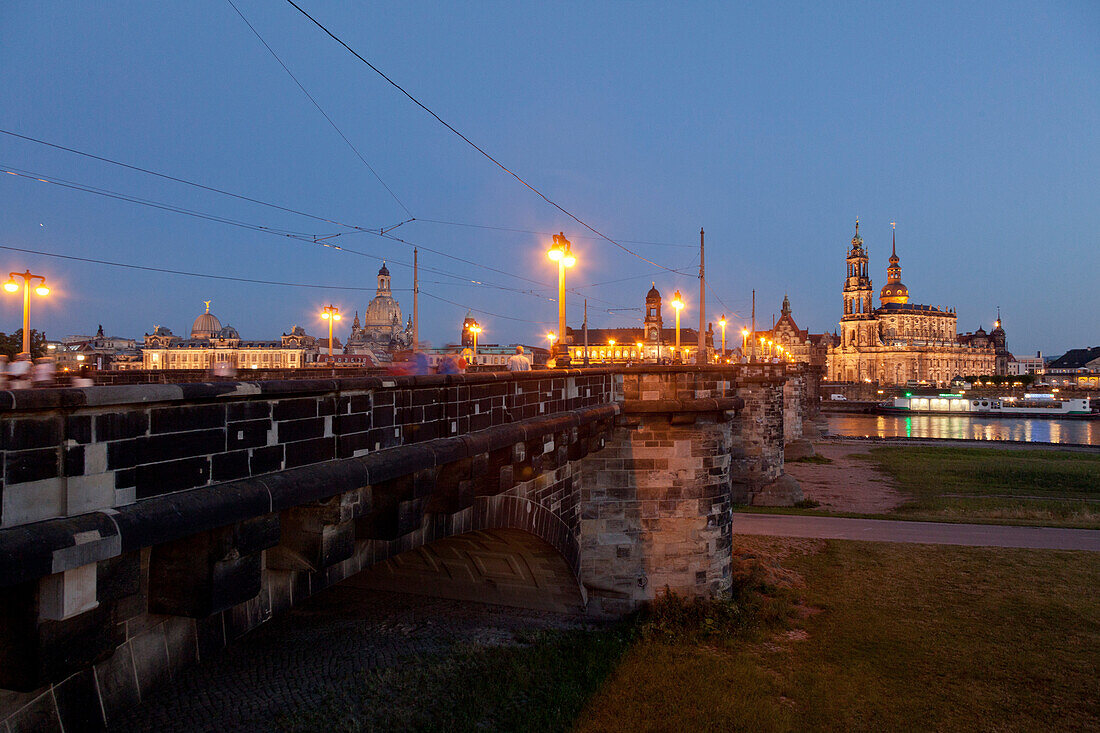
(353, 496), (584, 613)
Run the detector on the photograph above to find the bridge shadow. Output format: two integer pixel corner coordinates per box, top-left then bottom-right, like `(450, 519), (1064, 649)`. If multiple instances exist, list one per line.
(350, 528), (585, 614)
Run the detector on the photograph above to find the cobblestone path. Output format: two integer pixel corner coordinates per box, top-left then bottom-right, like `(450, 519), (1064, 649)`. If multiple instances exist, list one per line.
(112, 577), (588, 732)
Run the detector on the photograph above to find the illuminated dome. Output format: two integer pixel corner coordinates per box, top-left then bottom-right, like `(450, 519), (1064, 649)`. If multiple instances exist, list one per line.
(364, 263), (402, 329)
(646, 282), (661, 301)
(364, 294), (402, 329)
(191, 302), (223, 340)
(879, 281), (909, 305)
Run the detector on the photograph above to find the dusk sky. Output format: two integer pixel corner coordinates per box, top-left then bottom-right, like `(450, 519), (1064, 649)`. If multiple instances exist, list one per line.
(1, 1), (1096, 357)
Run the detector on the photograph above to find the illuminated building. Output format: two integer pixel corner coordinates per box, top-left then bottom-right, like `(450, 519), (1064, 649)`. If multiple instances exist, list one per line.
(746, 295), (831, 367)
(827, 222), (1005, 385)
(345, 263), (413, 354)
(141, 302), (315, 370)
(564, 283), (714, 364)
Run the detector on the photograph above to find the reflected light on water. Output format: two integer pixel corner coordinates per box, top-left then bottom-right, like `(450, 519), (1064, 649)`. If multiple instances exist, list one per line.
(828, 414), (1099, 446)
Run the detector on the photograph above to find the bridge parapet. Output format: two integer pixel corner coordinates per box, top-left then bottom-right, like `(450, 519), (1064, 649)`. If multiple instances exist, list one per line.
(0, 370), (616, 530)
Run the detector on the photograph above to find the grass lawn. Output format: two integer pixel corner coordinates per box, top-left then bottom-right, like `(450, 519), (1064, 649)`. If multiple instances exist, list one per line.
(860, 446), (1100, 528)
(280, 541), (1100, 732)
(575, 541), (1100, 732)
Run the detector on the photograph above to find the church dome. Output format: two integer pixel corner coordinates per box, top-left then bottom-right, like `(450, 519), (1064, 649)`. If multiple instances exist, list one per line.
(378, 262), (390, 277)
(364, 294), (401, 329)
(879, 282), (909, 305)
(646, 282), (661, 301)
(216, 325), (240, 339)
(191, 303), (222, 339)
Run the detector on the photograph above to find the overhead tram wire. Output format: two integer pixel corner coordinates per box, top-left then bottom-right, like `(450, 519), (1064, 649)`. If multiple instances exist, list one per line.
(0, 164), (552, 296)
(1, 129), (694, 289)
(0, 129), (557, 289)
(0, 243), (400, 292)
(225, 0), (411, 217)
(412, 218), (697, 248)
(284, 0), (685, 274)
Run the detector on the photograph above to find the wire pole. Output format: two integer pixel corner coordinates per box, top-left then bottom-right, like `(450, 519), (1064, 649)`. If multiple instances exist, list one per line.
(583, 298), (589, 367)
(698, 228), (706, 364)
(413, 248), (419, 349)
(751, 289), (756, 362)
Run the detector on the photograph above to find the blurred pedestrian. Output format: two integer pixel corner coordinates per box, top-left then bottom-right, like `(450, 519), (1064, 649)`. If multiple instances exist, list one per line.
(8, 354), (32, 389)
(32, 358), (55, 387)
(71, 363), (94, 388)
(410, 352), (430, 376)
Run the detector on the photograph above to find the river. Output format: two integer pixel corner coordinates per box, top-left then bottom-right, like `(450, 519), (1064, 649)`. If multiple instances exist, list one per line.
(826, 413), (1100, 446)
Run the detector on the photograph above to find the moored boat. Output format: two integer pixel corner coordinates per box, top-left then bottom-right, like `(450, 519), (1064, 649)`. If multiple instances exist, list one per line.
(881, 392), (1094, 418)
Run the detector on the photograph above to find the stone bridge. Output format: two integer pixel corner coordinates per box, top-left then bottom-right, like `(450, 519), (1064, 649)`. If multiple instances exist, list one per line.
(0, 364), (819, 730)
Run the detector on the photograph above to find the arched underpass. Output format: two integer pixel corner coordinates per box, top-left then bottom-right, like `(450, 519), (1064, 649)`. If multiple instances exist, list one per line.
(350, 528), (586, 614)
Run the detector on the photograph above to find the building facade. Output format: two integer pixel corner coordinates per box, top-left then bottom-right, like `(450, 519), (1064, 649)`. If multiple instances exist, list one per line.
(564, 283), (713, 364)
(827, 223), (1005, 385)
(141, 303), (314, 370)
(747, 295), (832, 367)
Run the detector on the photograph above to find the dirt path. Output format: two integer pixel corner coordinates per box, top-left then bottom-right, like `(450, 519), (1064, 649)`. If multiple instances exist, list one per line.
(784, 442), (905, 513)
(733, 513), (1100, 550)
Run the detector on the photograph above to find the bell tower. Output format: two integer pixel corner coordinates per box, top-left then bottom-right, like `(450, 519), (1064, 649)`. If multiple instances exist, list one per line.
(841, 220), (875, 347)
(644, 283), (663, 343)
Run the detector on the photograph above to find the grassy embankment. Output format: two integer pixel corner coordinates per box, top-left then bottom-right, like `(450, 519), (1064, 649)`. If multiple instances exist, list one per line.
(280, 540), (1100, 732)
(863, 446), (1100, 527)
(758, 446), (1100, 528)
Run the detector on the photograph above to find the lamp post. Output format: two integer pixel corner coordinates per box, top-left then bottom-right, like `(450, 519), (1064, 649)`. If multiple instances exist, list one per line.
(3, 270), (49, 357)
(671, 290), (684, 361)
(320, 305), (341, 361)
(468, 321), (482, 357)
(547, 233), (575, 367)
(608, 338), (615, 362)
(636, 341), (643, 363)
(741, 328), (750, 360)
(718, 315), (727, 358)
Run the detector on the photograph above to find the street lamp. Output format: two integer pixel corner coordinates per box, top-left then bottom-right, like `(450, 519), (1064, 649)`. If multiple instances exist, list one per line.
(636, 341), (643, 362)
(547, 233), (575, 367)
(671, 290), (684, 359)
(741, 328), (750, 358)
(608, 338), (615, 361)
(718, 315), (727, 357)
(3, 270), (49, 357)
(468, 321), (482, 357)
(320, 305), (341, 361)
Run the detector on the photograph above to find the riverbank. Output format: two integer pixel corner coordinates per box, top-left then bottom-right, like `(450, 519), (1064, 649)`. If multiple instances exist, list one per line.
(780, 442), (1100, 529)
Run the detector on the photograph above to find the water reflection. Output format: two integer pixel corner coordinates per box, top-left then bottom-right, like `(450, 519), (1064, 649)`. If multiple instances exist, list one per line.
(828, 414), (1099, 446)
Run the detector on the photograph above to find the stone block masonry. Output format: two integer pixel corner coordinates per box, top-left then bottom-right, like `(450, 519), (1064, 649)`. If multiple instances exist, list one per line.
(0, 364), (806, 729)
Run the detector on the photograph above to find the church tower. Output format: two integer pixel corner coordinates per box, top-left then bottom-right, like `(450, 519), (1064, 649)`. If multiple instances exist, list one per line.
(644, 283), (663, 343)
(879, 222), (910, 305)
(841, 220), (876, 348)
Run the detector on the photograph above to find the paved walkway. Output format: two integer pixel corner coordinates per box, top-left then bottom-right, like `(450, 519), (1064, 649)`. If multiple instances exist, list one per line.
(111, 585), (591, 732)
(734, 513), (1100, 551)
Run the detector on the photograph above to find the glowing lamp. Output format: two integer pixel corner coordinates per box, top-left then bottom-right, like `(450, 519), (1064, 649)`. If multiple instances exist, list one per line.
(3, 281), (17, 293)
(35, 285), (49, 296)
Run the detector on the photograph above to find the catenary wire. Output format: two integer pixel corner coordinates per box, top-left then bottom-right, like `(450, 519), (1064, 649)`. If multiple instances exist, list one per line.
(0, 165), (551, 294)
(1, 128), (694, 287)
(225, 0), (412, 217)
(412, 218), (696, 248)
(0, 243), (400, 292)
(283, 0), (685, 274)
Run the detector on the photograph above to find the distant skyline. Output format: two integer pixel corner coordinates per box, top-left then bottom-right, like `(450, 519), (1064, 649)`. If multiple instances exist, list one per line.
(1, 1), (1097, 357)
